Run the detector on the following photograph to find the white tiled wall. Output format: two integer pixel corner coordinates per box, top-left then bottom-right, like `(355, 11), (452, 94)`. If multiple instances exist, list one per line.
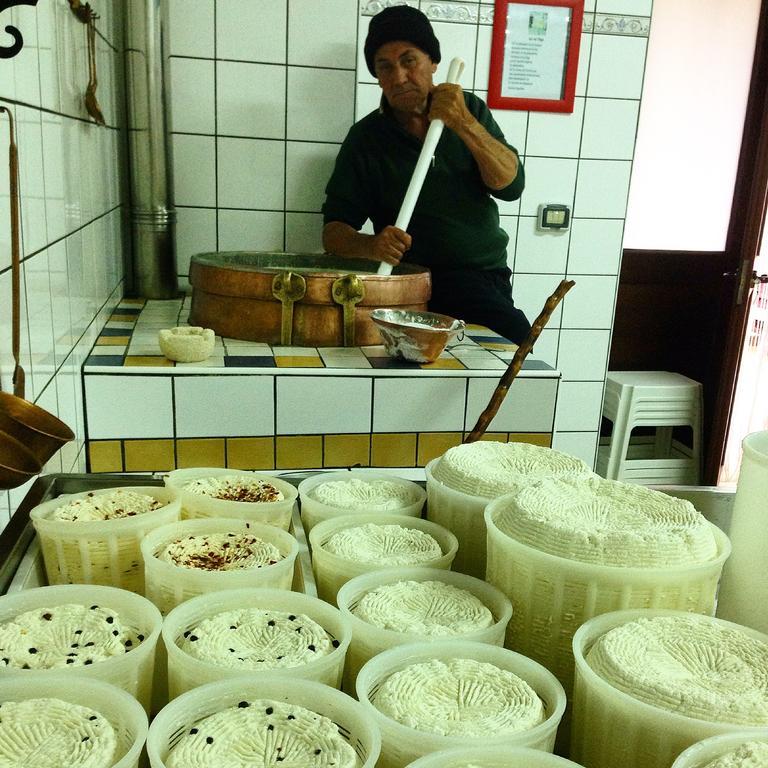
(166, 0), (654, 468)
(0, 0), (127, 528)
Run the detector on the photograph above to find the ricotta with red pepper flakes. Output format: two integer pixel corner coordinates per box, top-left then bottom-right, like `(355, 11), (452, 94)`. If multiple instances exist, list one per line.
(183, 475), (284, 503)
(324, 523), (442, 566)
(156, 532), (283, 571)
(586, 615), (768, 725)
(165, 699), (357, 768)
(179, 608), (337, 670)
(0, 698), (117, 768)
(0, 604), (142, 670)
(372, 658), (545, 738)
(49, 489), (163, 522)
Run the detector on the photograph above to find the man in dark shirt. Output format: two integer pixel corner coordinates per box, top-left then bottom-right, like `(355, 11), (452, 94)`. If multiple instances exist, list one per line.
(322, 5), (531, 344)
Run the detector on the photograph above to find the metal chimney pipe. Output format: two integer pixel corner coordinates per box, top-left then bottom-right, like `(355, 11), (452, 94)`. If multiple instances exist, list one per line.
(124, 0), (177, 298)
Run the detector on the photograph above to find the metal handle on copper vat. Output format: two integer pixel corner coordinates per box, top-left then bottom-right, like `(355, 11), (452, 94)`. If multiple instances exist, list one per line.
(332, 274), (365, 347)
(272, 271), (307, 345)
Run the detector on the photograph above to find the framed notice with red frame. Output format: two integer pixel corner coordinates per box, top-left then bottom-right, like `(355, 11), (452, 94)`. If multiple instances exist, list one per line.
(488, 0), (583, 113)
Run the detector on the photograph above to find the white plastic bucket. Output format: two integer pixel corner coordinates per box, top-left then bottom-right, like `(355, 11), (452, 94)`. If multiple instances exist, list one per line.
(671, 731), (768, 768)
(405, 746), (586, 767)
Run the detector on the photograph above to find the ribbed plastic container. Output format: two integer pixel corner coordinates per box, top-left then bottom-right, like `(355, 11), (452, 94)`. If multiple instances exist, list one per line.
(163, 587), (352, 698)
(147, 676), (381, 767)
(571, 609), (768, 768)
(30, 486), (181, 593)
(0, 675), (148, 768)
(671, 731), (768, 768)
(309, 513), (458, 604)
(336, 566), (512, 692)
(356, 640), (566, 768)
(298, 471), (426, 533)
(141, 518), (299, 615)
(164, 467), (297, 529)
(0, 584), (162, 711)
(425, 458), (492, 579)
(405, 746), (586, 767)
(484, 499), (731, 703)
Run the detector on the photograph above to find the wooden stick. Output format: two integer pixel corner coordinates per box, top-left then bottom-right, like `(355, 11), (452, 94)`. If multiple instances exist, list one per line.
(464, 279), (575, 443)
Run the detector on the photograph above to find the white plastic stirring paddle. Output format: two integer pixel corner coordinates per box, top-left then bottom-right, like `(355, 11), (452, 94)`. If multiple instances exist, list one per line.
(377, 56), (466, 277)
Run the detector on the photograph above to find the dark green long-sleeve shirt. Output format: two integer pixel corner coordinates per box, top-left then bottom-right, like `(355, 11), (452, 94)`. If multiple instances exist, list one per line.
(322, 91), (524, 272)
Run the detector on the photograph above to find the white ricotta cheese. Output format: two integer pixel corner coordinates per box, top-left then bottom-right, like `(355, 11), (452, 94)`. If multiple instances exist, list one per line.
(353, 580), (494, 636)
(431, 440), (592, 498)
(700, 741), (768, 768)
(165, 699), (357, 768)
(324, 524), (442, 566)
(0, 698), (117, 768)
(586, 615), (768, 725)
(372, 658), (545, 737)
(494, 476), (718, 567)
(179, 608), (336, 669)
(310, 478), (416, 511)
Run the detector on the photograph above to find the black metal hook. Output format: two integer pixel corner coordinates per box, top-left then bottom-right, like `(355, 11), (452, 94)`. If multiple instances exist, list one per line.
(0, 0), (39, 59)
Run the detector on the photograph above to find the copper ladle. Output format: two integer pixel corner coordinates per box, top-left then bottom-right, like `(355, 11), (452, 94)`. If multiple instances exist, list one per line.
(0, 105), (74, 490)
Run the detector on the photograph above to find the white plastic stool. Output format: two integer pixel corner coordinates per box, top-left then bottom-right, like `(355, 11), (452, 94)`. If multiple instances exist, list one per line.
(597, 371), (702, 485)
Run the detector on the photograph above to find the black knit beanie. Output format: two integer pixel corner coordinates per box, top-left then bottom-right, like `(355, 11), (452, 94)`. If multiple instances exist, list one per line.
(364, 5), (441, 77)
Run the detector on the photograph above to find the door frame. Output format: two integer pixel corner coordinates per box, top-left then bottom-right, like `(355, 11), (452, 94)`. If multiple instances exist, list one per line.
(705, 0), (768, 482)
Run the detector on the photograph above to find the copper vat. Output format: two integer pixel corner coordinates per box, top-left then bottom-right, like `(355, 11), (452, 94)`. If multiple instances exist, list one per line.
(189, 252), (431, 347)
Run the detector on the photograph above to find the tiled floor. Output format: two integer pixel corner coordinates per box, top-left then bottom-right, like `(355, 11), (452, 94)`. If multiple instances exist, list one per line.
(84, 298), (554, 373)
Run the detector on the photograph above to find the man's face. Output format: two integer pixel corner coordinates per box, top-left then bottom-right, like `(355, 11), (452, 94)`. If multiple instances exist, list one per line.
(374, 41), (437, 115)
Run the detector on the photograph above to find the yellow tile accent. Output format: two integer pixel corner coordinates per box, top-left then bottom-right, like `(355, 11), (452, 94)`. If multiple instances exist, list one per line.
(274, 356), (325, 368)
(96, 336), (131, 346)
(324, 434), (370, 468)
(110, 314), (138, 323)
(420, 358), (466, 370)
(88, 441), (123, 473)
(480, 342), (518, 352)
(417, 432), (463, 466)
(465, 324), (488, 331)
(177, 438), (226, 468)
(463, 432), (508, 443)
(124, 356), (174, 367)
(123, 439), (175, 471)
(276, 435), (323, 469)
(227, 437), (275, 470)
(508, 432), (552, 447)
(371, 433), (417, 467)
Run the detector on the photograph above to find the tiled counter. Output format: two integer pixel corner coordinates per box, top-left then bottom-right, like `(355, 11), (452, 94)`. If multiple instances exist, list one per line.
(84, 300), (560, 472)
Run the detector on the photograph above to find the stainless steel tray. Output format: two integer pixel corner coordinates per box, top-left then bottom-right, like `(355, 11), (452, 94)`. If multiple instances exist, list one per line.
(0, 473), (317, 597)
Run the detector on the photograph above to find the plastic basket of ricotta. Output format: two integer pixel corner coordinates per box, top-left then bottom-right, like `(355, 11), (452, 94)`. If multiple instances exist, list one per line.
(30, 485), (181, 593)
(405, 746), (586, 767)
(147, 675), (381, 767)
(336, 566), (512, 692)
(298, 470), (426, 533)
(164, 467), (297, 529)
(141, 517), (299, 615)
(484, 476), (731, 707)
(0, 675), (148, 768)
(425, 441), (593, 579)
(0, 583), (162, 711)
(308, 513), (458, 604)
(355, 639), (566, 768)
(571, 609), (768, 768)
(671, 732), (768, 768)
(162, 587), (352, 698)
